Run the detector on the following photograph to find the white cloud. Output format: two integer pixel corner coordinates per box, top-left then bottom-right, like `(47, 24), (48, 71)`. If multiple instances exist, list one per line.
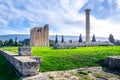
(0, 29), (27, 35)
(22, 0), (88, 35)
(0, 19), (8, 27)
(116, 0), (120, 9)
(90, 15), (120, 39)
(0, 0), (120, 39)
(97, 0), (104, 2)
(99, 6), (104, 10)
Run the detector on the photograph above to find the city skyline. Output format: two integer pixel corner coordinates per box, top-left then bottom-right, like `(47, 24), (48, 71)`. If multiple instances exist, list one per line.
(0, 0), (120, 39)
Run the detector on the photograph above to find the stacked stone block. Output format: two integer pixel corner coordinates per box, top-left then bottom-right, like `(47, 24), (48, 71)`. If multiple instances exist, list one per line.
(104, 56), (120, 69)
(30, 24), (49, 46)
(18, 47), (31, 56)
(0, 47), (42, 77)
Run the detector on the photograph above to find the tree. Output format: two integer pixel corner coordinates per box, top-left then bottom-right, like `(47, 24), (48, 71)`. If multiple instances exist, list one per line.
(8, 39), (14, 46)
(18, 41), (24, 46)
(4, 40), (8, 46)
(108, 34), (115, 43)
(23, 39), (30, 46)
(78, 34), (82, 43)
(0, 40), (3, 47)
(61, 35), (64, 43)
(92, 34), (96, 42)
(55, 35), (58, 44)
(15, 37), (18, 46)
(70, 40), (72, 43)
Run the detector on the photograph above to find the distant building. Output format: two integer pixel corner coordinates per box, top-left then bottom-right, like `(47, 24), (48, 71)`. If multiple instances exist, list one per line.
(30, 24), (49, 46)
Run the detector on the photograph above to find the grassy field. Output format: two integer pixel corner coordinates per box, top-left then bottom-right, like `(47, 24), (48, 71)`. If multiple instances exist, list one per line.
(0, 52), (21, 80)
(1, 46), (120, 72)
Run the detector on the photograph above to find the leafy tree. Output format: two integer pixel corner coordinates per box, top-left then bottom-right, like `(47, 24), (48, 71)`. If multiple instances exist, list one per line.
(55, 35), (58, 44)
(23, 39), (30, 46)
(108, 34), (115, 43)
(92, 34), (96, 42)
(78, 34), (82, 43)
(61, 35), (64, 43)
(18, 41), (24, 46)
(14, 37), (18, 46)
(4, 40), (8, 46)
(8, 39), (14, 46)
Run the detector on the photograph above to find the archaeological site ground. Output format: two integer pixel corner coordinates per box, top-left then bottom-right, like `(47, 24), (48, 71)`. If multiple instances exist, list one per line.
(0, 1), (120, 79)
(0, 46), (120, 80)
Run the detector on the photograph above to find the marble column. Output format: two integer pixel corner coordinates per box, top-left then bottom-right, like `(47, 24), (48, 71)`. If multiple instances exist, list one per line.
(85, 8), (91, 42)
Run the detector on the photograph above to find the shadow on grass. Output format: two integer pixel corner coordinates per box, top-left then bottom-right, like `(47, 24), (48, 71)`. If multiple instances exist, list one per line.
(96, 59), (105, 66)
(0, 53), (22, 80)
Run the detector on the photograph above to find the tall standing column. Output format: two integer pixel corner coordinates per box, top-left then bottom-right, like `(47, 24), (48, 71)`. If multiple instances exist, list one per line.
(39, 28), (42, 46)
(44, 24), (49, 46)
(85, 8), (91, 42)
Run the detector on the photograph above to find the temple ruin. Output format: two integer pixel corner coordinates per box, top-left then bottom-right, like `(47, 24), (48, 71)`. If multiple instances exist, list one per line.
(30, 24), (49, 46)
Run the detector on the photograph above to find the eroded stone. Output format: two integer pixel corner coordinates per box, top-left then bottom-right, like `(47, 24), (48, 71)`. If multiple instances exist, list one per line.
(18, 47), (32, 56)
(104, 56), (120, 69)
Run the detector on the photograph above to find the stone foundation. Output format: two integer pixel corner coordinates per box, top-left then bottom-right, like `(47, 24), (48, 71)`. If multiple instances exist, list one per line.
(104, 56), (120, 69)
(0, 50), (41, 77)
(54, 41), (114, 49)
(18, 47), (31, 56)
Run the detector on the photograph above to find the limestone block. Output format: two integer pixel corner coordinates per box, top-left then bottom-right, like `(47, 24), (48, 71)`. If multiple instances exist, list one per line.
(18, 47), (31, 56)
(14, 56), (40, 76)
(104, 56), (120, 69)
(30, 56), (42, 64)
(0, 50), (41, 77)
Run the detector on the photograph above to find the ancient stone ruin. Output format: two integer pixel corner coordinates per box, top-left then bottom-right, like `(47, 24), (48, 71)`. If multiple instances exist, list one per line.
(85, 8), (91, 42)
(0, 47), (42, 77)
(54, 41), (114, 49)
(104, 56), (120, 69)
(18, 47), (31, 56)
(30, 24), (49, 46)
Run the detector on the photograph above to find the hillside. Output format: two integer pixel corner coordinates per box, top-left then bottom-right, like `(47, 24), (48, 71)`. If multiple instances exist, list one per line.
(0, 34), (108, 41)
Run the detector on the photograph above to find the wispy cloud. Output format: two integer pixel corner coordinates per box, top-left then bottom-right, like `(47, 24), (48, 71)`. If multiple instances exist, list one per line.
(0, 0), (120, 39)
(0, 19), (8, 27)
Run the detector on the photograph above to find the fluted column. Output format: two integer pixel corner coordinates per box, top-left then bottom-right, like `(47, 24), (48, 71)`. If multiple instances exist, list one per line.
(85, 8), (91, 42)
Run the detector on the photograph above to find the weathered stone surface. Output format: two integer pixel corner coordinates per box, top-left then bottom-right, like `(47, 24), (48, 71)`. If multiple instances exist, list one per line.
(85, 8), (91, 42)
(54, 41), (114, 49)
(22, 67), (120, 80)
(104, 56), (120, 69)
(54, 43), (77, 49)
(22, 73), (50, 80)
(30, 56), (42, 64)
(18, 47), (32, 56)
(30, 24), (49, 46)
(0, 50), (41, 77)
(14, 56), (40, 76)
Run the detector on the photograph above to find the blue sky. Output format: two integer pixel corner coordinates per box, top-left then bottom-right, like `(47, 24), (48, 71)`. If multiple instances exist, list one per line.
(0, 0), (120, 39)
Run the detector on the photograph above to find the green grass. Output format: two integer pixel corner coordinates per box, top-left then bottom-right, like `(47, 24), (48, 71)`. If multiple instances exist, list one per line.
(0, 53), (21, 80)
(1, 46), (120, 72)
(0, 47), (18, 53)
